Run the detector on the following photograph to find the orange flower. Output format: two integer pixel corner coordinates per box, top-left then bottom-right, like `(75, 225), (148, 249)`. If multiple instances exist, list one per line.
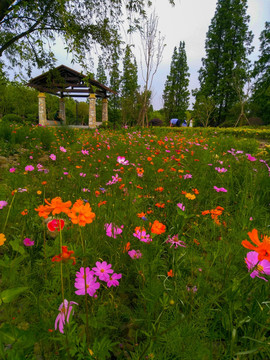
(192, 188), (199, 194)
(98, 200), (107, 207)
(0, 233), (6, 246)
(35, 204), (51, 219)
(123, 242), (131, 253)
(155, 187), (164, 192)
(45, 197), (72, 216)
(185, 193), (196, 200)
(52, 246), (76, 265)
(68, 199), (95, 226)
(157, 168), (164, 173)
(119, 184), (125, 189)
(95, 191), (100, 197)
(242, 229), (270, 262)
(21, 209), (28, 216)
(167, 269), (174, 277)
(155, 203), (165, 208)
(151, 220), (166, 235)
(137, 212), (146, 218)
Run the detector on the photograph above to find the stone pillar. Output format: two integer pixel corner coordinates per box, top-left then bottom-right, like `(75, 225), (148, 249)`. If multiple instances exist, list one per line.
(59, 98), (66, 124)
(38, 93), (47, 126)
(88, 93), (96, 128)
(102, 98), (108, 123)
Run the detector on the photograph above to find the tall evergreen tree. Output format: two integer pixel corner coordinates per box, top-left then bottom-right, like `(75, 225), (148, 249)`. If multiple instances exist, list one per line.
(95, 56), (107, 122)
(121, 45), (139, 125)
(197, 0), (253, 125)
(250, 22), (270, 124)
(109, 49), (121, 123)
(163, 41), (190, 123)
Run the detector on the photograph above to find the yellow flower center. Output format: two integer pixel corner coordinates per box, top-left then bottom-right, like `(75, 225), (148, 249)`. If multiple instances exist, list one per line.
(257, 265), (264, 273)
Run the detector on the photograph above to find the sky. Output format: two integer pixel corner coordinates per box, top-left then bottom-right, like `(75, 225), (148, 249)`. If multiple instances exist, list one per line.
(12, 0), (270, 110)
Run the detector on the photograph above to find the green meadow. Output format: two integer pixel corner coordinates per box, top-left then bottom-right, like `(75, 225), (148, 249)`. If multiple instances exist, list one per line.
(0, 124), (270, 360)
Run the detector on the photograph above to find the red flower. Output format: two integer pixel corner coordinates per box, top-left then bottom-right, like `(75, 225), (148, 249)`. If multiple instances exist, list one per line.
(52, 246), (76, 265)
(47, 219), (65, 232)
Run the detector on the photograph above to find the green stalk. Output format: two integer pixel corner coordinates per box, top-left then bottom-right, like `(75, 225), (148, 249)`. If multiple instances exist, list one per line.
(2, 191), (16, 233)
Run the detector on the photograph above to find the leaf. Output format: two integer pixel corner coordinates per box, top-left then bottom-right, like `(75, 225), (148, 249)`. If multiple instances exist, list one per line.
(0, 287), (28, 305)
(10, 240), (25, 255)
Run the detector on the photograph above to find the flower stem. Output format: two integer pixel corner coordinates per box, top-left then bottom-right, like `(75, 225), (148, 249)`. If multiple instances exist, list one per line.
(2, 191), (16, 233)
(80, 228), (90, 345)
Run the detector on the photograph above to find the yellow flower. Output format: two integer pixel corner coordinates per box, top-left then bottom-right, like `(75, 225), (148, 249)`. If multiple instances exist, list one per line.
(37, 190), (42, 195)
(0, 233), (6, 246)
(185, 193), (196, 200)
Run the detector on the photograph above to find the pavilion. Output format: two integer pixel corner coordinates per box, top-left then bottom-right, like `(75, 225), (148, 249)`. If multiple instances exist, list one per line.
(27, 65), (116, 128)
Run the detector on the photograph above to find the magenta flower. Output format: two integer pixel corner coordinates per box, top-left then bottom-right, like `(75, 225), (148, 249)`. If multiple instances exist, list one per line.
(79, 173), (86, 177)
(59, 146), (67, 152)
(81, 149), (89, 155)
(25, 165), (34, 172)
(92, 261), (114, 281)
(104, 223), (123, 238)
(23, 238), (34, 246)
(9, 167), (16, 173)
(215, 167), (227, 173)
(106, 273), (122, 287)
(246, 154), (256, 162)
(177, 203), (185, 211)
(128, 249), (142, 259)
(166, 235), (186, 249)
(74, 267), (100, 296)
(0, 201), (8, 209)
(49, 154), (56, 161)
(55, 299), (78, 334)
(213, 186), (227, 192)
(183, 174), (192, 179)
(117, 156), (129, 165)
(133, 229), (152, 243)
(245, 251), (270, 281)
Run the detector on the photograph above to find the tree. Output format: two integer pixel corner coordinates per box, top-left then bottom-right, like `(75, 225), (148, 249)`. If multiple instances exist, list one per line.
(109, 49), (121, 123)
(96, 56), (107, 122)
(163, 41), (190, 123)
(121, 45), (139, 125)
(250, 22), (270, 125)
(197, 0), (253, 125)
(192, 93), (216, 127)
(138, 12), (165, 127)
(0, 0), (175, 75)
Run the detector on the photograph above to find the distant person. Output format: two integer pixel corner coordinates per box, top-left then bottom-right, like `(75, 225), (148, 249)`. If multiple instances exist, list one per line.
(182, 120), (187, 127)
(170, 118), (180, 127)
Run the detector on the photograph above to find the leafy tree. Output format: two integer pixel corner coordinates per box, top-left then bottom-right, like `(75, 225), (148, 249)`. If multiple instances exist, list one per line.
(197, 0), (253, 125)
(163, 41), (190, 124)
(121, 45), (139, 125)
(192, 93), (216, 127)
(250, 22), (270, 125)
(0, 0), (174, 75)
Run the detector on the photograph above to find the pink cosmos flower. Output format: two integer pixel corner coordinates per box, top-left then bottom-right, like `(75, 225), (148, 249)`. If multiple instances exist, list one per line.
(0, 201), (8, 209)
(166, 235), (186, 249)
(106, 273), (122, 287)
(23, 238), (34, 246)
(215, 167), (227, 173)
(74, 267), (100, 296)
(55, 299), (78, 334)
(246, 154), (256, 162)
(25, 165), (34, 172)
(92, 261), (114, 281)
(128, 249), (142, 259)
(245, 251), (270, 281)
(213, 186), (227, 192)
(133, 229), (152, 243)
(60, 146), (67, 152)
(117, 156), (129, 165)
(177, 203), (185, 211)
(184, 174), (192, 179)
(79, 173), (86, 177)
(9, 167), (16, 173)
(81, 149), (89, 155)
(104, 223), (123, 238)
(49, 154), (56, 161)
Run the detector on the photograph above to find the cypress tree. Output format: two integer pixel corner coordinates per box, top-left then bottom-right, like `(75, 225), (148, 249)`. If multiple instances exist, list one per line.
(251, 22), (270, 124)
(109, 49), (121, 123)
(197, 0), (253, 125)
(121, 45), (139, 125)
(163, 41), (190, 123)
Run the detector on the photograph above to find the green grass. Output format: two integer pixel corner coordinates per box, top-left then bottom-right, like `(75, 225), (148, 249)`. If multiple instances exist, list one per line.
(0, 125), (269, 360)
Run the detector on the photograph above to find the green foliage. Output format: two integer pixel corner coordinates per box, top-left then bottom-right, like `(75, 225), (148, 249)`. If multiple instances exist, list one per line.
(2, 114), (23, 124)
(163, 41), (190, 123)
(197, 0), (253, 125)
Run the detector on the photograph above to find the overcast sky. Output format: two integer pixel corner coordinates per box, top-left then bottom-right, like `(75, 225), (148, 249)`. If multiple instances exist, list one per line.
(16, 0), (270, 110)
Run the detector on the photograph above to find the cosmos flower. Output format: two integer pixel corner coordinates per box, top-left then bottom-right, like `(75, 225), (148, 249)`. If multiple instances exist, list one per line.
(55, 299), (78, 334)
(213, 186), (227, 192)
(151, 220), (166, 235)
(49, 154), (56, 161)
(92, 261), (114, 281)
(117, 156), (129, 165)
(128, 249), (142, 259)
(242, 229), (270, 262)
(23, 238), (34, 246)
(52, 246), (76, 265)
(0, 201), (8, 209)
(106, 273), (122, 287)
(245, 251), (270, 281)
(25, 165), (34, 172)
(104, 223), (123, 238)
(74, 267), (100, 296)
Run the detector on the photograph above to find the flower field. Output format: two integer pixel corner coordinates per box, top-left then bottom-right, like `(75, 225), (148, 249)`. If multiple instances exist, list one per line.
(0, 125), (270, 359)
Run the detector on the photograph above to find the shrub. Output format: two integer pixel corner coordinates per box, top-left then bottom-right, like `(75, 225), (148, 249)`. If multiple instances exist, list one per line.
(2, 114), (24, 123)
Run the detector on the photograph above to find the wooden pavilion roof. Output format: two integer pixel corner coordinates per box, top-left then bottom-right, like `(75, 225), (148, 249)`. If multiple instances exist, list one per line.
(27, 65), (116, 98)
